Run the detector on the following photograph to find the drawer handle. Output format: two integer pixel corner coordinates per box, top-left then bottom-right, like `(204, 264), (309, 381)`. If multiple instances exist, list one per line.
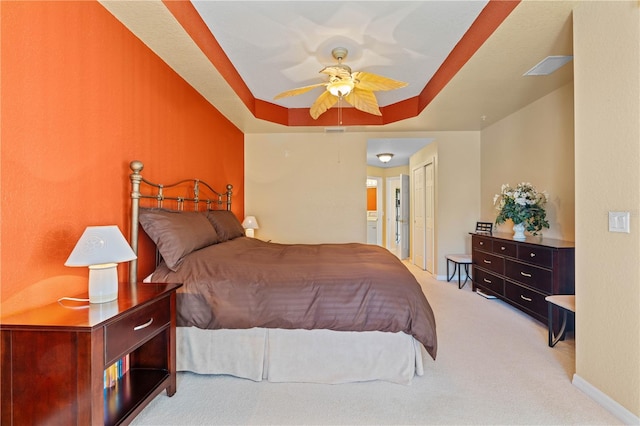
(520, 295), (532, 302)
(133, 318), (154, 331)
(483, 259), (492, 264)
(500, 246), (506, 251)
(483, 278), (492, 284)
(520, 271), (532, 278)
(530, 253), (536, 257)
(479, 241), (484, 245)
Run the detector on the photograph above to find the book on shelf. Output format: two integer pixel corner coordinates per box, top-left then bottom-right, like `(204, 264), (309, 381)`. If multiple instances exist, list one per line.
(104, 354), (129, 389)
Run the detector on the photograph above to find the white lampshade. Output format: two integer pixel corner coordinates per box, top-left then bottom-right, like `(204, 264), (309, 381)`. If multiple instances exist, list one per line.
(242, 216), (259, 230)
(65, 225), (136, 303)
(242, 216), (259, 238)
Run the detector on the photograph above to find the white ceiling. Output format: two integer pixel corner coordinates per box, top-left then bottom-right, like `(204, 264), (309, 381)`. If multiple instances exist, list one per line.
(99, 0), (576, 164)
(191, 1), (488, 109)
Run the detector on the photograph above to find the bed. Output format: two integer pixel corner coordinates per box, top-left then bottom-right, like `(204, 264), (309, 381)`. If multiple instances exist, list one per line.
(129, 160), (437, 384)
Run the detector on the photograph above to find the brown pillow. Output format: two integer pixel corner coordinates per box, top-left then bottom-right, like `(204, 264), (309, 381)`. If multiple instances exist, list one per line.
(139, 209), (219, 271)
(205, 210), (245, 242)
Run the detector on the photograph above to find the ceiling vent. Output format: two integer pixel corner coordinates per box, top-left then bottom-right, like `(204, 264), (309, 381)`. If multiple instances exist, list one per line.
(523, 55), (573, 76)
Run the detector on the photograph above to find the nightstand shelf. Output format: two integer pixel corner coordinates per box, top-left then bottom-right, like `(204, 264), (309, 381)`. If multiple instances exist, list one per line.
(105, 369), (170, 425)
(1, 282), (182, 426)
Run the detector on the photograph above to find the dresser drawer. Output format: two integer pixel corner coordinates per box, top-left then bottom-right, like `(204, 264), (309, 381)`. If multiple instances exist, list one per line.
(472, 235), (492, 251)
(473, 250), (504, 275)
(504, 281), (547, 320)
(492, 240), (517, 258)
(505, 259), (552, 293)
(105, 296), (170, 364)
(473, 268), (504, 296)
(518, 244), (553, 268)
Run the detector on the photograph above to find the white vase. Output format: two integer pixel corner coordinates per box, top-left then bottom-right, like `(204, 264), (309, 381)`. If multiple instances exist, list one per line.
(513, 223), (526, 240)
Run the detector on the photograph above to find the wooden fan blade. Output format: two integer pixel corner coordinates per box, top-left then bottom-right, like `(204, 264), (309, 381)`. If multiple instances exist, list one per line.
(344, 88), (381, 116)
(309, 90), (338, 119)
(320, 65), (352, 80)
(351, 71), (408, 92)
(274, 83), (326, 100)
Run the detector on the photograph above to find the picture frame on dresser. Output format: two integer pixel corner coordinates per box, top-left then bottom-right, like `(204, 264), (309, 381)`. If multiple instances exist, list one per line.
(471, 232), (575, 338)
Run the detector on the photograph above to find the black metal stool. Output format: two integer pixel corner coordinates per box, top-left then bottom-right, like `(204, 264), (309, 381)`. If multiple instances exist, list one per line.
(445, 254), (472, 289)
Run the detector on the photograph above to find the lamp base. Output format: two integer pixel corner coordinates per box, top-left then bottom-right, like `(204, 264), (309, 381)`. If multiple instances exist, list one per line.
(245, 229), (255, 238)
(88, 263), (119, 303)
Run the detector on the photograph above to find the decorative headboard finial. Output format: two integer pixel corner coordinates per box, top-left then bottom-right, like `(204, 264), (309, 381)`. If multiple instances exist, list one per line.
(130, 160), (144, 174)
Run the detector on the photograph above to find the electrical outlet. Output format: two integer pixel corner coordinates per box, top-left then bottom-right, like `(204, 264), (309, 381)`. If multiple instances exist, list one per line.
(608, 211), (630, 233)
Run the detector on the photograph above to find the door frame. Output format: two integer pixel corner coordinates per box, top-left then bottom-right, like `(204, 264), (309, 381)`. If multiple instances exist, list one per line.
(366, 176), (384, 246)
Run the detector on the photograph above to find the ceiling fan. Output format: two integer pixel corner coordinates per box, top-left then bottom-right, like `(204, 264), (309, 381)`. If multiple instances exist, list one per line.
(274, 47), (408, 120)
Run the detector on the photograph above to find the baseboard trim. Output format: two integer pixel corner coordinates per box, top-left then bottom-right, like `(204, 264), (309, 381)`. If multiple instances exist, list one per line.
(572, 374), (640, 425)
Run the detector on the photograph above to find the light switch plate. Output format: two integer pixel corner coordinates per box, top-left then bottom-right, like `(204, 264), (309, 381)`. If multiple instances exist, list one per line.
(608, 211), (630, 233)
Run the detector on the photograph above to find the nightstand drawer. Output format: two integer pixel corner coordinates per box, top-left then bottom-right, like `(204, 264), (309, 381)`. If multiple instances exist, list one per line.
(505, 259), (552, 293)
(105, 296), (170, 364)
(504, 281), (547, 320)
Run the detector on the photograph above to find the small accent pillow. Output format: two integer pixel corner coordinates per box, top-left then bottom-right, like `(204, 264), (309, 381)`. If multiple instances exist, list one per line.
(139, 209), (219, 271)
(205, 210), (245, 242)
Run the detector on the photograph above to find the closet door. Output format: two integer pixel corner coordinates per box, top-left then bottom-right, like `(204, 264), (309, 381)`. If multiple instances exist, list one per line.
(424, 162), (434, 273)
(412, 160), (435, 272)
(412, 166), (426, 269)
(399, 174), (410, 259)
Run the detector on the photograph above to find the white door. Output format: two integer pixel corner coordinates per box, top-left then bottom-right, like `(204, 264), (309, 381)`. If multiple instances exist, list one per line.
(399, 174), (410, 259)
(413, 166), (426, 269)
(424, 163), (434, 273)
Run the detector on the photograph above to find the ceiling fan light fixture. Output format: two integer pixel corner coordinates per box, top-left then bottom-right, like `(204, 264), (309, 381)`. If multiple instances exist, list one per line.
(377, 153), (394, 163)
(327, 79), (354, 97)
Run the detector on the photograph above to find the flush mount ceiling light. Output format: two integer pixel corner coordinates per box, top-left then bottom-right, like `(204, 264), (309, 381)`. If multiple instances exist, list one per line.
(523, 55), (573, 76)
(377, 153), (394, 163)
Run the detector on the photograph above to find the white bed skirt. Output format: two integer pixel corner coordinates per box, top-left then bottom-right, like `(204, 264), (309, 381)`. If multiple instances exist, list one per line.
(177, 327), (425, 385)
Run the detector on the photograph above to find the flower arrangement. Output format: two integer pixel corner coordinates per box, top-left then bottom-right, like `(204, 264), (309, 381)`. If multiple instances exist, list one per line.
(493, 182), (549, 235)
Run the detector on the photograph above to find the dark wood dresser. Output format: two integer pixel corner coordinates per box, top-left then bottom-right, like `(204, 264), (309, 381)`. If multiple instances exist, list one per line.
(1, 282), (182, 426)
(471, 232), (575, 325)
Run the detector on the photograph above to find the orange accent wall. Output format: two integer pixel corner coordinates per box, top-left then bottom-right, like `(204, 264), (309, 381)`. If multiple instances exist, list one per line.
(1, 1), (244, 315)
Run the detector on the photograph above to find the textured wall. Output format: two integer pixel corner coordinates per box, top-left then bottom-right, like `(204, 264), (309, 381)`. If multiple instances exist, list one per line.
(573, 1), (640, 418)
(1, 2), (244, 315)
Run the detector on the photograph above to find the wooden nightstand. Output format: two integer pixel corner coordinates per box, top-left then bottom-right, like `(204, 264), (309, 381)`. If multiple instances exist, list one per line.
(1, 282), (182, 426)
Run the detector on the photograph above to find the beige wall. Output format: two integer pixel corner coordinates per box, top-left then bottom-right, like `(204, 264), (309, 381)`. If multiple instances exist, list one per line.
(245, 132), (367, 243)
(246, 130), (480, 270)
(410, 131), (481, 278)
(480, 82), (575, 241)
(573, 1), (640, 418)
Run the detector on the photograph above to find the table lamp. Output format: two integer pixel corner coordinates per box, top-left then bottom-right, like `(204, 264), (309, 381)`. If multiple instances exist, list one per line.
(241, 216), (259, 238)
(65, 225), (137, 303)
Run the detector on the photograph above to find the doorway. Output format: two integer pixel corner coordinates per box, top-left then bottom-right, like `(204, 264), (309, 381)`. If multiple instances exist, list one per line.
(386, 175), (409, 259)
(366, 177), (383, 246)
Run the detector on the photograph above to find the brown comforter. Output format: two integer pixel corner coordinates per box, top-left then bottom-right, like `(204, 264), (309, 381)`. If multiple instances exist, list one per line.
(151, 237), (437, 359)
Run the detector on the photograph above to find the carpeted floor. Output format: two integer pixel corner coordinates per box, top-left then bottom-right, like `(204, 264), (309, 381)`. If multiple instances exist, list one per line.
(131, 261), (621, 425)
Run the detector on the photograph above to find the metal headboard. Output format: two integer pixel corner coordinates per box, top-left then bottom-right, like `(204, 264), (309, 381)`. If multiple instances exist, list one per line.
(129, 160), (233, 283)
